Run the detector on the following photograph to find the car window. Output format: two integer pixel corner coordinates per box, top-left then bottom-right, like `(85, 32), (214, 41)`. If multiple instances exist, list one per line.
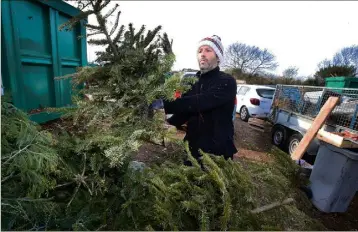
(256, 88), (275, 99)
(237, 86), (241, 94)
(182, 74), (196, 78)
(237, 86), (250, 96)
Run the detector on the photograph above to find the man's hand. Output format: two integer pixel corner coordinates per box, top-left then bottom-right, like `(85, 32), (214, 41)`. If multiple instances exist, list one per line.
(151, 99), (164, 110)
(180, 123), (188, 132)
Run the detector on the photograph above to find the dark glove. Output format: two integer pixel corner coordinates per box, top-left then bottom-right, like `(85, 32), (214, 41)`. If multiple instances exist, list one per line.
(151, 99), (164, 110)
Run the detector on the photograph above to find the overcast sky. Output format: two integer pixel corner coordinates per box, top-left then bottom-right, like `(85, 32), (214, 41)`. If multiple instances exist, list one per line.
(76, 1), (358, 77)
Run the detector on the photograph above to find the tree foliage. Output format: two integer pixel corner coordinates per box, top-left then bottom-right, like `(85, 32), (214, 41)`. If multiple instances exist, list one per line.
(332, 45), (358, 72)
(54, 0), (190, 168)
(1, 98), (325, 230)
(314, 64), (356, 79)
(117, 147), (325, 231)
(316, 45), (358, 78)
(1, 99), (60, 230)
(2, 1), (185, 230)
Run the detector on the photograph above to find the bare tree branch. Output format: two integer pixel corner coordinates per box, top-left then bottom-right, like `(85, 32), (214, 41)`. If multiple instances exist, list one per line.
(224, 42), (278, 75)
(282, 66), (299, 78)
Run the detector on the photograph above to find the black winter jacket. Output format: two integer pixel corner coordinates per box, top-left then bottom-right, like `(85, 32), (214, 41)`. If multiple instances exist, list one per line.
(164, 67), (237, 159)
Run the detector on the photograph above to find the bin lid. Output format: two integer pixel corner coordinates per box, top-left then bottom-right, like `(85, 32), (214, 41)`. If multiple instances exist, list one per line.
(322, 141), (358, 160)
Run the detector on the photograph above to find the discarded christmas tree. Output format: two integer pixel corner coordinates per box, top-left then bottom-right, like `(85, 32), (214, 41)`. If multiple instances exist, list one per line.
(116, 146), (325, 231)
(1, 1), (327, 231)
(1, 96), (326, 230)
(55, 0), (196, 167)
(1, 97), (60, 230)
(2, 1), (188, 229)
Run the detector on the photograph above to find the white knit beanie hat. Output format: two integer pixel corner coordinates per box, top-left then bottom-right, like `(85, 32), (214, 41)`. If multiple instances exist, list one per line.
(197, 35), (224, 64)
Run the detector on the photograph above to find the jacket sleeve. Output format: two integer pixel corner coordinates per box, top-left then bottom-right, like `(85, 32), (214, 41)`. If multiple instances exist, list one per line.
(164, 78), (236, 114)
(167, 113), (190, 127)
(165, 82), (197, 127)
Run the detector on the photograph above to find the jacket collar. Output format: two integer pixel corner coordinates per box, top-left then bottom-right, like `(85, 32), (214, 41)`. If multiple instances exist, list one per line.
(196, 66), (220, 78)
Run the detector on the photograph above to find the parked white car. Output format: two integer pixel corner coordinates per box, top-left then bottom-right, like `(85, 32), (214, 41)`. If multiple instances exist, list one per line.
(236, 85), (275, 121)
(181, 71), (197, 80)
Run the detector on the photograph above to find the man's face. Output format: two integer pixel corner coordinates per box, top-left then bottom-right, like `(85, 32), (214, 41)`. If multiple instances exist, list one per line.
(197, 45), (219, 72)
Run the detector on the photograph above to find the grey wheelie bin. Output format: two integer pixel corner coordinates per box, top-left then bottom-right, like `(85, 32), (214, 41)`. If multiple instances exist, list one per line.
(309, 141), (358, 213)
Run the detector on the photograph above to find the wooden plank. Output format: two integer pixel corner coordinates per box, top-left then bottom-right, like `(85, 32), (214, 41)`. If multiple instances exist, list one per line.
(317, 130), (358, 149)
(249, 125), (265, 133)
(291, 96), (339, 160)
(251, 198), (295, 214)
(248, 118), (266, 129)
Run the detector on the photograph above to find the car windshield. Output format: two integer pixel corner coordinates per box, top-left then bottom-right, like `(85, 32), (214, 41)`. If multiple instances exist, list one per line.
(256, 88), (275, 99)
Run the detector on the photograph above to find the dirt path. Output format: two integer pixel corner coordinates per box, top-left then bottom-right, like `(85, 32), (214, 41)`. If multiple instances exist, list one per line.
(233, 115), (273, 162)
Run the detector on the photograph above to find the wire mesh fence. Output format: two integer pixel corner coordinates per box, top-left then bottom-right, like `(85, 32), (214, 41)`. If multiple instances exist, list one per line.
(271, 85), (358, 132)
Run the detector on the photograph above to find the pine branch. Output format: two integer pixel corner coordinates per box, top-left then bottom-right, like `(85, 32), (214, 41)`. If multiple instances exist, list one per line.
(67, 153), (87, 208)
(110, 11), (121, 36)
(54, 72), (79, 80)
(128, 23), (135, 42)
(95, 224), (107, 231)
(77, 0), (92, 11)
(2, 197), (55, 202)
(88, 38), (110, 45)
(86, 23), (101, 30)
(92, 3), (119, 57)
(92, 0), (103, 12)
(134, 25), (146, 46)
(143, 26), (162, 48)
(113, 25), (125, 43)
(160, 33), (173, 54)
(1, 171), (15, 184)
(87, 31), (103, 37)
(99, 0), (111, 11)
(104, 3), (119, 19)
(54, 181), (75, 189)
(2, 135), (39, 166)
(59, 10), (94, 31)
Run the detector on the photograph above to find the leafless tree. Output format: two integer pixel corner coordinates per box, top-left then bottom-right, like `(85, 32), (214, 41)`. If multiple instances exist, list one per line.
(223, 42), (278, 75)
(317, 45), (358, 76)
(282, 66), (299, 78)
(332, 45), (358, 74)
(317, 58), (332, 70)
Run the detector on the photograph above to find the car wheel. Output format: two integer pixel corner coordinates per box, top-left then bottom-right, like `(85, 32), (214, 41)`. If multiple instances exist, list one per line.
(272, 125), (287, 149)
(240, 106), (249, 122)
(287, 133), (303, 156)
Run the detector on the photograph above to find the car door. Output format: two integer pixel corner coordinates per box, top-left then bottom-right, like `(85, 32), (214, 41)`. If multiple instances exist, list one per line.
(237, 86), (250, 110)
(255, 88), (275, 113)
(236, 86), (243, 111)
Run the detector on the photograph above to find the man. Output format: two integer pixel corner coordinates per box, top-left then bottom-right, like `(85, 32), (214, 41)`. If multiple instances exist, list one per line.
(162, 35), (238, 163)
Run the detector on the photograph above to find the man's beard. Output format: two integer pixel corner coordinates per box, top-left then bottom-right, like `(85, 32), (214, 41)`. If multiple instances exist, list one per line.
(199, 62), (218, 74)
